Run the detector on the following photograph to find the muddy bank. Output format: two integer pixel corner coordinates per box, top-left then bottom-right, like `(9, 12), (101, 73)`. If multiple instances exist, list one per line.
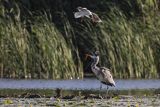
(0, 89), (160, 106)
(0, 95), (160, 107)
(0, 88), (160, 98)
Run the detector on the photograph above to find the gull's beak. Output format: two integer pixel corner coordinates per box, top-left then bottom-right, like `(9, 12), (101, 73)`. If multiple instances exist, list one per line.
(85, 54), (90, 60)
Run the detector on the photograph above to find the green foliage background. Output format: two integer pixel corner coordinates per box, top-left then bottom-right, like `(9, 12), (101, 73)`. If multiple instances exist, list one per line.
(0, 0), (160, 79)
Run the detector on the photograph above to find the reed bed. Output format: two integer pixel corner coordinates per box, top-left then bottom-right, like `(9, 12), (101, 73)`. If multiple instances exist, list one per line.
(0, 0), (160, 79)
(99, 11), (159, 78)
(71, 1), (160, 79)
(0, 1), (83, 79)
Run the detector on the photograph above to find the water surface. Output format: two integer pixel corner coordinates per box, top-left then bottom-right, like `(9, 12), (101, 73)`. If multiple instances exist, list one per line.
(0, 78), (159, 90)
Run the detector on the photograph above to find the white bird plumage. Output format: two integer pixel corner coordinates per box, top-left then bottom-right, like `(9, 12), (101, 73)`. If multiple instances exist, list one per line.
(74, 7), (102, 23)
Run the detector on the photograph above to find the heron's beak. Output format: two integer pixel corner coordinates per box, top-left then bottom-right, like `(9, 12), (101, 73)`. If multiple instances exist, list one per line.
(85, 54), (91, 60)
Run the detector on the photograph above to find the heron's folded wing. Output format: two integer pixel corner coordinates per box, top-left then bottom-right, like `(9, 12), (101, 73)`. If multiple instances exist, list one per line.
(100, 67), (111, 77)
(100, 67), (110, 71)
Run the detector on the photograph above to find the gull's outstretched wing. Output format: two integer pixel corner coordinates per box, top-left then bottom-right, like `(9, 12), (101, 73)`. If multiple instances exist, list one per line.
(74, 10), (92, 18)
(77, 7), (88, 11)
(74, 7), (102, 23)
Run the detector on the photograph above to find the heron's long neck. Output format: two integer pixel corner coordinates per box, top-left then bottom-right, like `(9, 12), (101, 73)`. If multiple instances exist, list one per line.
(91, 56), (99, 67)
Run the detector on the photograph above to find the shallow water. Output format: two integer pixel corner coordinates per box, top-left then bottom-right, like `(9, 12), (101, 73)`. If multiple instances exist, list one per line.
(0, 78), (160, 90)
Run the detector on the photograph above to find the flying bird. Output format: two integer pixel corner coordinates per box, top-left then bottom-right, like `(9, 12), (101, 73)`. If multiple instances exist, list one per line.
(74, 7), (102, 23)
(85, 51), (115, 91)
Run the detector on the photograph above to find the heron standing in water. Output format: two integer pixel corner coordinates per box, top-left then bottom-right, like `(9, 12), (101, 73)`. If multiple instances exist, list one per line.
(74, 7), (102, 23)
(85, 51), (115, 92)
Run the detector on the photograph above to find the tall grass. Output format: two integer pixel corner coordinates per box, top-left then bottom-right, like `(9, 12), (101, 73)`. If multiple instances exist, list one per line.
(0, 2), (83, 79)
(72, 6), (160, 78)
(99, 9), (159, 78)
(0, 0), (160, 79)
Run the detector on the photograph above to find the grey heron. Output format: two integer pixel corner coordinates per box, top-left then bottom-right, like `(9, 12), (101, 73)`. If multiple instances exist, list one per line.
(74, 7), (102, 23)
(85, 51), (115, 91)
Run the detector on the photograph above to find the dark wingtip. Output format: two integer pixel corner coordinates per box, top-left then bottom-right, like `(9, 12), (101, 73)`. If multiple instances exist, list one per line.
(112, 84), (116, 87)
(111, 82), (116, 87)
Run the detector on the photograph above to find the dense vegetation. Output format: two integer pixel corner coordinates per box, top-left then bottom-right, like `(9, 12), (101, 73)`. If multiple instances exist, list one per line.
(0, 0), (160, 79)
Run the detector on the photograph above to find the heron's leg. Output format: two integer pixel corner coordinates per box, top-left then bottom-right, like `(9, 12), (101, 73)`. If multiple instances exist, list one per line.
(98, 83), (103, 99)
(100, 83), (102, 90)
(106, 86), (109, 95)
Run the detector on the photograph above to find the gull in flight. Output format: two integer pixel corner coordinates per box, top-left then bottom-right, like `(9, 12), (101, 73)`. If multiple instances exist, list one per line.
(74, 7), (102, 23)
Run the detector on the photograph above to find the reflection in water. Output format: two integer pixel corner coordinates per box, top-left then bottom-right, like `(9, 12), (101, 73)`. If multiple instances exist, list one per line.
(0, 78), (160, 90)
